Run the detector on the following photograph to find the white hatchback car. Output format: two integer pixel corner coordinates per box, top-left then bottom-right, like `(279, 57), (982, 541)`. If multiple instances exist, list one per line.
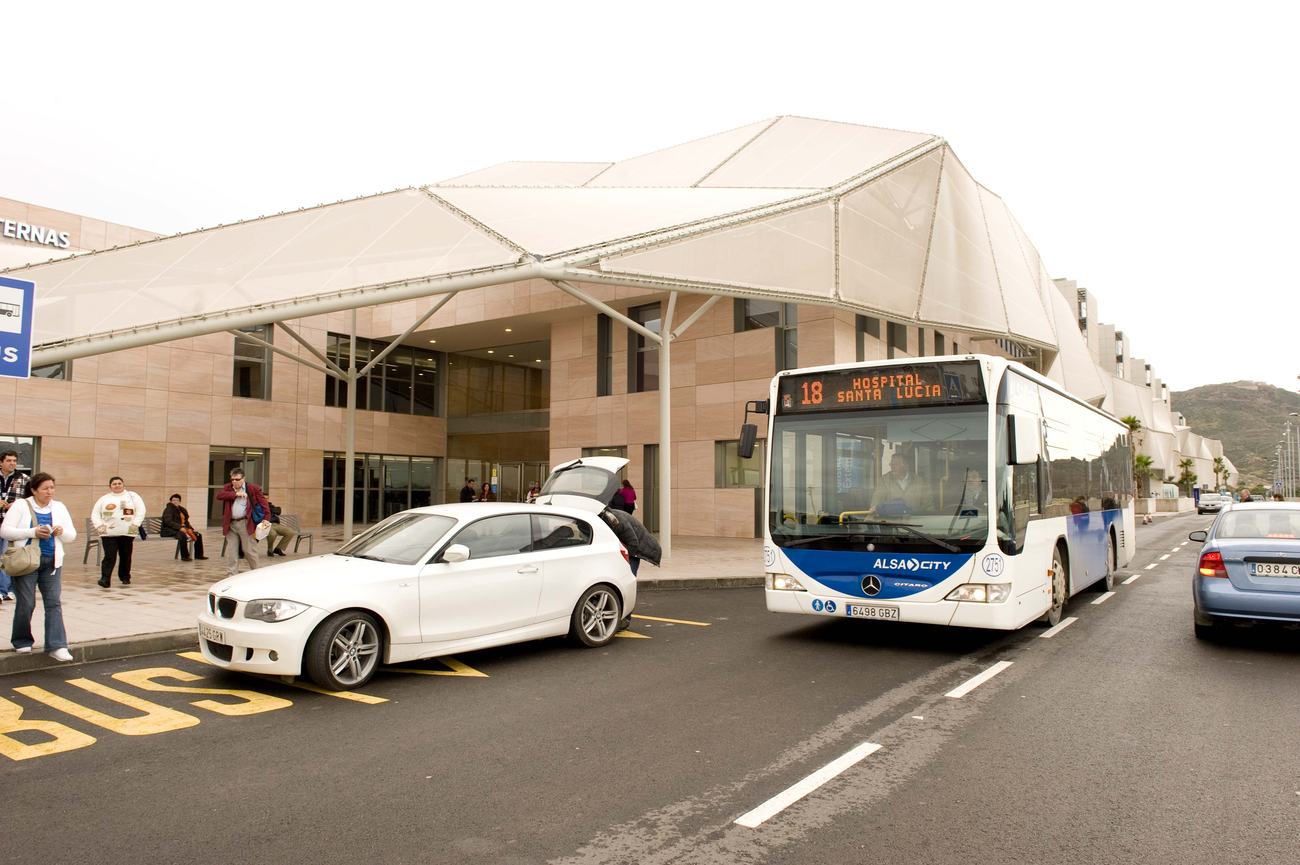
(197, 502), (636, 690)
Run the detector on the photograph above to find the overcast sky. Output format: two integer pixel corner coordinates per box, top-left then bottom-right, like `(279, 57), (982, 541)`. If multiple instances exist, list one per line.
(4, 1), (1295, 393)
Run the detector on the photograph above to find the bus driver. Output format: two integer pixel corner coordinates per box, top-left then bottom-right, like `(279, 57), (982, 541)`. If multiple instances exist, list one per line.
(870, 452), (931, 516)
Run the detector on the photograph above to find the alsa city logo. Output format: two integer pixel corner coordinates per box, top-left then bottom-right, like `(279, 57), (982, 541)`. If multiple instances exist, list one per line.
(873, 557), (953, 573)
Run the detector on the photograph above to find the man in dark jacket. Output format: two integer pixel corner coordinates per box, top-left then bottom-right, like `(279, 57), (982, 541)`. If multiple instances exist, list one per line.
(459, 478), (477, 503)
(599, 507), (661, 576)
(160, 493), (207, 561)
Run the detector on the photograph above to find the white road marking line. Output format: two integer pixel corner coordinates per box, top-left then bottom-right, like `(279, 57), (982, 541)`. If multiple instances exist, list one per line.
(1171, 547), (1181, 553)
(1122, 574), (1141, 585)
(1159, 554), (1171, 561)
(734, 741), (883, 828)
(1092, 591), (1117, 605)
(1039, 616), (1078, 639)
(1180, 542), (1189, 547)
(944, 661), (1013, 699)
(1145, 563), (1159, 570)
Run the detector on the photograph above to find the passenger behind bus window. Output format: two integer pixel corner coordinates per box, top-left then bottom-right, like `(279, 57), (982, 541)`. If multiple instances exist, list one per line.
(1069, 495), (1089, 515)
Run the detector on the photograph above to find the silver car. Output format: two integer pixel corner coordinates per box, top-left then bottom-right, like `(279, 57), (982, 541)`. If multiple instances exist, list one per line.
(1197, 493), (1230, 515)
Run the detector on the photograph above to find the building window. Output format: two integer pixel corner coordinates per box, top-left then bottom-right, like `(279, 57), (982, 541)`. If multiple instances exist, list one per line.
(734, 299), (797, 370)
(952, 339), (959, 355)
(597, 314), (612, 397)
(887, 322), (908, 359)
(627, 303), (661, 393)
(856, 315), (881, 362)
(322, 452), (441, 525)
(325, 334), (440, 416)
(208, 447), (268, 527)
(715, 439), (765, 488)
(0, 435), (39, 473)
(934, 331), (945, 356)
(232, 325), (272, 399)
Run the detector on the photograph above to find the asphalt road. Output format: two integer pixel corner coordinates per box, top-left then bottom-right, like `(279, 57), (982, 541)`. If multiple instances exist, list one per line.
(3, 512), (1296, 865)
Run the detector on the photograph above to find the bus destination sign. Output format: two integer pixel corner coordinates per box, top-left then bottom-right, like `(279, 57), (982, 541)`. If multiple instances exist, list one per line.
(776, 361), (985, 414)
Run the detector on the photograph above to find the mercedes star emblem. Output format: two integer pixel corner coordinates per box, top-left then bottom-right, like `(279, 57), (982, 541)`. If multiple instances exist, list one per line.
(862, 574), (882, 596)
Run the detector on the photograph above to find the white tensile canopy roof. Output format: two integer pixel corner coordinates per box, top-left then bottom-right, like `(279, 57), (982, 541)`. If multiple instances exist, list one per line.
(6, 115), (1096, 397)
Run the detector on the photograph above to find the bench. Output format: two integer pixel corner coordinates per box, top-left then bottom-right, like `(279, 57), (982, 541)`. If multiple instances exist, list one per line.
(82, 516), (166, 565)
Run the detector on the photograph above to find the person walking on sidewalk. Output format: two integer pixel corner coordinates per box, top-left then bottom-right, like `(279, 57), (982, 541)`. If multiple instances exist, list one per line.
(91, 476), (146, 587)
(2, 472), (77, 661)
(216, 467), (271, 576)
(161, 493), (207, 561)
(0, 449), (28, 604)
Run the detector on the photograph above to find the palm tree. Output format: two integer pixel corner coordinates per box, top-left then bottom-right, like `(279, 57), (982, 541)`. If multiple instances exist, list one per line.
(1134, 454), (1154, 497)
(1177, 458), (1197, 497)
(1121, 416), (1146, 495)
(1212, 456), (1226, 490)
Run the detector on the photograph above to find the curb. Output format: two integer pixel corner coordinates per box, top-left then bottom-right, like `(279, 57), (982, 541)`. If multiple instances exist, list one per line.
(0, 629), (197, 678)
(638, 576), (764, 590)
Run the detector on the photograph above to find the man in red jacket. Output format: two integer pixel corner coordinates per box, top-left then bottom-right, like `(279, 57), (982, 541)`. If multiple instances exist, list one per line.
(215, 467), (271, 576)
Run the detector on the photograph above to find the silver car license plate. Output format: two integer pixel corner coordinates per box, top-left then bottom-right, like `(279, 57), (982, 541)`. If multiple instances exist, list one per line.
(1250, 562), (1300, 577)
(846, 603), (900, 621)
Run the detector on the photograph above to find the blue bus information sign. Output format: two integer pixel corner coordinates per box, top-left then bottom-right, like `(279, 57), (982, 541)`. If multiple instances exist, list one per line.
(0, 275), (35, 379)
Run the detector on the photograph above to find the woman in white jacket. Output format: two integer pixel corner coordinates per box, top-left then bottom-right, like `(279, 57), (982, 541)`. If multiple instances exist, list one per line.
(91, 475), (146, 588)
(1, 472), (77, 661)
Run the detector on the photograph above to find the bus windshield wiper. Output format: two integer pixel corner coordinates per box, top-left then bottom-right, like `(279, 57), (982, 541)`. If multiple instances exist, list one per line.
(774, 520), (960, 553)
(840, 518), (961, 553)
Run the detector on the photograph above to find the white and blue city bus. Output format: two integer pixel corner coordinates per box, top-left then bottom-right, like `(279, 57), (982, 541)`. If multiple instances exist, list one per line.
(743, 354), (1135, 629)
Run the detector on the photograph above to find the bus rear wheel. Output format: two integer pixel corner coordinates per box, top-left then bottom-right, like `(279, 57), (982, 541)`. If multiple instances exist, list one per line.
(1039, 548), (1068, 626)
(1095, 534), (1116, 592)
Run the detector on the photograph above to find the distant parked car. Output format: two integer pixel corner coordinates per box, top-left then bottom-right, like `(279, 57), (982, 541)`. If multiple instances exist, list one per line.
(1189, 502), (1300, 639)
(1197, 493), (1230, 515)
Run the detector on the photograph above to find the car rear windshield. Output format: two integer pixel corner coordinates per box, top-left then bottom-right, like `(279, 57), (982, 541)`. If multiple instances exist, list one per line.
(336, 513), (457, 564)
(1217, 509), (1300, 539)
(541, 466), (613, 499)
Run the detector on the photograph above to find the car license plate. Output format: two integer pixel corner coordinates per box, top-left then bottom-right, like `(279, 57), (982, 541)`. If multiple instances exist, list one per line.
(846, 603), (900, 621)
(200, 624), (226, 643)
(1251, 562), (1300, 577)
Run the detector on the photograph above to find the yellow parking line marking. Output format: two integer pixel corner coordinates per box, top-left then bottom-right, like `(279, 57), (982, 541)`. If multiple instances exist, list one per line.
(381, 656), (489, 677)
(614, 630), (652, 639)
(177, 652), (388, 704)
(631, 614), (712, 627)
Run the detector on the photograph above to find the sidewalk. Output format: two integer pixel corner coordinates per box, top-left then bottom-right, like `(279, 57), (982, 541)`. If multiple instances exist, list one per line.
(0, 529), (763, 675)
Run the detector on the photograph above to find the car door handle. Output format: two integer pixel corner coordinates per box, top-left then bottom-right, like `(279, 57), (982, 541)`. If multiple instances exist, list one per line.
(517, 566), (539, 575)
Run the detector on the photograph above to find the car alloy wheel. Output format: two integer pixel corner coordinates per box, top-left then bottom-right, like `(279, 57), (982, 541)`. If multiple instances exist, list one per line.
(305, 610), (382, 690)
(571, 585), (621, 647)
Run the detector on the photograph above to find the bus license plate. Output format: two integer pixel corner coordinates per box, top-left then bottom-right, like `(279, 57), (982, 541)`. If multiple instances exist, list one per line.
(846, 603), (900, 621)
(1251, 562), (1300, 577)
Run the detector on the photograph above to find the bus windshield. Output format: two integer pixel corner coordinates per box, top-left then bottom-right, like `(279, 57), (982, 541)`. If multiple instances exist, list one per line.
(769, 404), (990, 553)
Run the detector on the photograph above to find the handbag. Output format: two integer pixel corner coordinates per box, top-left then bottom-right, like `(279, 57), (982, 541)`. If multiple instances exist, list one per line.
(2, 498), (43, 577)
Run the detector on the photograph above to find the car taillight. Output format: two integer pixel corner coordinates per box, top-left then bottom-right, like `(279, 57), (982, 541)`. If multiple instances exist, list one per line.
(1198, 551), (1227, 578)
(619, 544), (630, 565)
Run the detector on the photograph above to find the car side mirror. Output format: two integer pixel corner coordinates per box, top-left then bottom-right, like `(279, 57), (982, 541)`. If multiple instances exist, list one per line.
(442, 544), (470, 563)
(1188, 530), (1207, 542)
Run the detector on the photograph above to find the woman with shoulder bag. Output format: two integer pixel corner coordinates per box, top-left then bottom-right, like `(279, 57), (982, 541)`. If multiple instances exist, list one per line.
(1, 472), (77, 661)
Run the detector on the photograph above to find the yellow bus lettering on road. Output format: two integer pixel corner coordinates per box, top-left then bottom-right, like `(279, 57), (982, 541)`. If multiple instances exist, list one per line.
(382, 655), (489, 677)
(15, 679), (200, 736)
(0, 696), (97, 761)
(112, 668), (293, 716)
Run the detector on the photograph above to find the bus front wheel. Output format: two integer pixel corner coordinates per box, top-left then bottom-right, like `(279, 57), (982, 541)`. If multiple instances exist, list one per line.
(1039, 547), (1068, 626)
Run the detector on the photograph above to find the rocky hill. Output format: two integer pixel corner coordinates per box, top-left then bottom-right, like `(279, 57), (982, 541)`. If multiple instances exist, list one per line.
(1172, 381), (1300, 488)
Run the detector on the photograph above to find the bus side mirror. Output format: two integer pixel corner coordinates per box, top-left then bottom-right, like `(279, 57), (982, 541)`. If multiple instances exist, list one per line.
(738, 423), (758, 460)
(1008, 414), (1041, 465)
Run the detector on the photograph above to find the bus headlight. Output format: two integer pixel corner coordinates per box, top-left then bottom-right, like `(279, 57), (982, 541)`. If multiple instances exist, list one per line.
(945, 583), (1012, 603)
(768, 573), (807, 592)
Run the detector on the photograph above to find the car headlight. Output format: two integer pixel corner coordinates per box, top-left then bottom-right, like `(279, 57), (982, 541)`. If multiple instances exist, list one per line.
(244, 599), (309, 622)
(768, 573), (807, 591)
(944, 583), (1012, 603)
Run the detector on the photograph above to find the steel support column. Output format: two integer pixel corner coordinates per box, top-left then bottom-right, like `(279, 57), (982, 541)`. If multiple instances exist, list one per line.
(658, 293), (677, 559)
(343, 311), (358, 540)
